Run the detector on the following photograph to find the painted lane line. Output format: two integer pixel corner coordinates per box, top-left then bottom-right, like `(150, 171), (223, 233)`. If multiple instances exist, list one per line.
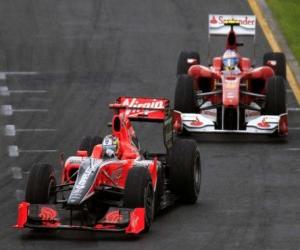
(286, 148), (300, 151)
(3, 71), (38, 75)
(289, 127), (300, 130)
(4, 125), (57, 136)
(1, 105), (48, 116)
(0, 72), (6, 80)
(8, 145), (58, 157)
(9, 90), (48, 94)
(11, 167), (23, 180)
(288, 108), (300, 112)
(0, 86), (9, 96)
(19, 149), (58, 153)
(8, 145), (19, 157)
(4, 125), (16, 136)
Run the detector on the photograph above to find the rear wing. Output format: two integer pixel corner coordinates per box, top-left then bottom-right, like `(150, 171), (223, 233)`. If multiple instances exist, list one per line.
(208, 14), (256, 36)
(110, 97), (173, 149)
(207, 14), (256, 64)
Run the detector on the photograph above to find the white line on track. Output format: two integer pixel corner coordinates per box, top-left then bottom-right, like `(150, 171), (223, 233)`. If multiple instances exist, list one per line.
(289, 127), (300, 130)
(8, 145), (58, 157)
(288, 108), (300, 112)
(11, 167), (23, 180)
(0, 86), (48, 96)
(0, 73), (6, 80)
(2, 71), (38, 75)
(4, 125), (57, 136)
(1, 105), (48, 115)
(286, 148), (300, 151)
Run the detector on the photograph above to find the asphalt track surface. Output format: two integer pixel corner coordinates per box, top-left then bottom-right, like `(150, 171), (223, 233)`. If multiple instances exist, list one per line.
(0, 1), (300, 249)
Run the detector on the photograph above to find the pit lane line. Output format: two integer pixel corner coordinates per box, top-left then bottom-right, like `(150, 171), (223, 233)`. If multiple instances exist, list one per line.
(1, 104), (48, 115)
(248, 0), (300, 105)
(8, 145), (58, 157)
(0, 86), (48, 96)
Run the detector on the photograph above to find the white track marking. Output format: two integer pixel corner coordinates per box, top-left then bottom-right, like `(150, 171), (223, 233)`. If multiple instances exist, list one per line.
(0, 86), (9, 96)
(3, 71), (38, 75)
(8, 145), (19, 157)
(1, 105), (48, 115)
(9, 90), (48, 94)
(8, 145), (57, 157)
(19, 149), (58, 153)
(0, 72), (6, 80)
(4, 125), (16, 136)
(4, 124), (57, 136)
(288, 108), (300, 112)
(13, 108), (49, 112)
(286, 148), (300, 151)
(16, 128), (57, 132)
(289, 127), (300, 130)
(11, 167), (23, 180)
(0, 86), (47, 96)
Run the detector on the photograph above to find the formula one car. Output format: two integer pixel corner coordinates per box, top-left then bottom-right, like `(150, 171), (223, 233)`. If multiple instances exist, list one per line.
(174, 14), (288, 136)
(15, 97), (201, 234)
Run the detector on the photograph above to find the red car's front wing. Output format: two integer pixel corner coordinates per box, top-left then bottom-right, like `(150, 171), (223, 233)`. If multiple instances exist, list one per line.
(14, 202), (145, 234)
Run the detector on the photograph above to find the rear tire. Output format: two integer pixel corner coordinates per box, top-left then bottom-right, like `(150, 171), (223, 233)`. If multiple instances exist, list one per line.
(174, 74), (198, 113)
(25, 164), (57, 204)
(177, 51), (200, 75)
(124, 167), (154, 232)
(263, 52), (286, 79)
(168, 138), (201, 204)
(265, 76), (286, 115)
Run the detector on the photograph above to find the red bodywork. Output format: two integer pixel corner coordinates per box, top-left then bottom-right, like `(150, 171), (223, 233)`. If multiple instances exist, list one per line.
(188, 29), (275, 109)
(15, 97), (172, 234)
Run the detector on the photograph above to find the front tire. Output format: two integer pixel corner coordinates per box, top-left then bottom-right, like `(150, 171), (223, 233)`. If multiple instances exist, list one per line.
(177, 51), (200, 75)
(25, 164), (57, 204)
(263, 52), (286, 79)
(168, 138), (201, 204)
(174, 74), (198, 113)
(264, 76), (286, 115)
(124, 167), (154, 232)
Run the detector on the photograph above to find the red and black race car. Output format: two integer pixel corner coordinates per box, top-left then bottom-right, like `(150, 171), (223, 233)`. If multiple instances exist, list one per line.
(174, 14), (288, 136)
(15, 97), (201, 234)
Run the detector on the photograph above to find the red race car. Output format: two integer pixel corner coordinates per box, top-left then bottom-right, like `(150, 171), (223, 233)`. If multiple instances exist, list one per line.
(174, 14), (288, 136)
(15, 97), (201, 234)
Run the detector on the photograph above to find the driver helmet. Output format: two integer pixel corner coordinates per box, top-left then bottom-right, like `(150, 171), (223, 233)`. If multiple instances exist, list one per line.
(223, 49), (239, 71)
(102, 134), (119, 158)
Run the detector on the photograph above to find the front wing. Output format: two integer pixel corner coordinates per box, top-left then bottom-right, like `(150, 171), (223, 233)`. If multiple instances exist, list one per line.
(179, 112), (288, 135)
(14, 202), (145, 234)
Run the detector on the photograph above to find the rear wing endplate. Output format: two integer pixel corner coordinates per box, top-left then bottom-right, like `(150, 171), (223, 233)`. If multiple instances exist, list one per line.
(110, 97), (173, 149)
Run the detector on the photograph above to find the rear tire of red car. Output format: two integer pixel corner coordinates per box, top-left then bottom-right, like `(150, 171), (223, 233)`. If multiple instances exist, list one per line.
(174, 74), (198, 113)
(25, 164), (57, 204)
(177, 51), (200, 75)
(79, 135), (102, 156)
(265, 76), (286, 115)
(124, 167), (154, 232)
(168, 138), (201, 204)
(263, 52), (286, 79)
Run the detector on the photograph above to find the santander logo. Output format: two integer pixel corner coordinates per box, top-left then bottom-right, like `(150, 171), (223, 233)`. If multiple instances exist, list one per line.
(210, 15), (255, 26)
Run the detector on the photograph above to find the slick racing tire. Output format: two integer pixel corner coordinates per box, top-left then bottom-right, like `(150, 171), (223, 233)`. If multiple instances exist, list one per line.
(177, 51), (200, 75)
(78, 135), (102, 156)
(25, 164), (57, 204)
(124, 167), (154, 232)
(174, 74), (198, 113)
(265, 76), (286, 115)
(168, 138), (201, 204)
(263, 52), (286, 79)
